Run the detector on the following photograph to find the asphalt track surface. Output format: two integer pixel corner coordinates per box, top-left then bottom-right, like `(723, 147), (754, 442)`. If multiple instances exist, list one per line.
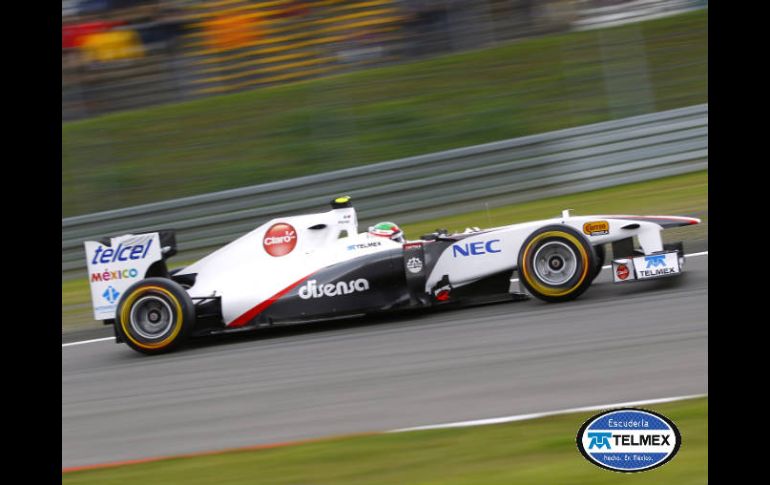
(62, 254), (708, 469)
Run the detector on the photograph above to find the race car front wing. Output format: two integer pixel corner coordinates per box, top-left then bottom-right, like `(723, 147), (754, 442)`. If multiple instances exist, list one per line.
(611, 249), (684, 283)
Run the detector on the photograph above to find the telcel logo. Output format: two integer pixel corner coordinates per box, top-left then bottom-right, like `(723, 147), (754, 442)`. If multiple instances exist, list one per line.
(452, 239), (501, 257)
(299, 279), (369, 299)
(91, 240), (153, 265)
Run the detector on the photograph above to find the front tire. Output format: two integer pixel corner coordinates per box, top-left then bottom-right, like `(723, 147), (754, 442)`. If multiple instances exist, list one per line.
(590, 244), (606, 283)
(517, 225), (596, 302)
(115, 278), (195, 355)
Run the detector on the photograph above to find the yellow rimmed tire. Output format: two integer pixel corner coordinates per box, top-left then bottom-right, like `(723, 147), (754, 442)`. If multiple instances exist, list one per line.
(517, 225), (597, 303)
(115, 278), (195, 355)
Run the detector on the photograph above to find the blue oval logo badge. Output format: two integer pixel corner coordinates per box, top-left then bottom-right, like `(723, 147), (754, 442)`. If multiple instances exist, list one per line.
(576, 408), (681, 472)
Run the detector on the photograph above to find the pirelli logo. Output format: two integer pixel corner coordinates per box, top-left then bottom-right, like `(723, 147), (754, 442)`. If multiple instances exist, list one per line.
(583, 221), (609, 236)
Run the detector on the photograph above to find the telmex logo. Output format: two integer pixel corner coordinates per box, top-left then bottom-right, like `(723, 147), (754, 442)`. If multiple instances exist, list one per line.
(299, 279), (370, 299)
(645, 255), (667, 268)
(452, 239), (501, 257)
(91, 240), (153, 265)
(583, 221), (610, 236)
(576, 408), (681, 472)
(263, 223), (297, 257)
(587, 432), (672, 449)
(348, 241), (381, 251)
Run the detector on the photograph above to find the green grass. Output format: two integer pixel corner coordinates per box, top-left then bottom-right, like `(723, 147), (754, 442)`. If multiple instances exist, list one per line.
(62, 171), (707, 331)
(62, 397), (707, 485)
(62, 9), (707, 217)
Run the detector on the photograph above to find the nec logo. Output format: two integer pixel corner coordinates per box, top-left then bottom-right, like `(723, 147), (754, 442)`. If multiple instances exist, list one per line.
(645, 255), (667, 268)
(452, 239), (501, 257)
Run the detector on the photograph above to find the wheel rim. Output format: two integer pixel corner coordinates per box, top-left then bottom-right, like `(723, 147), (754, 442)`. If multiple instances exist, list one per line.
(129, 295), (174, 340)
(532, 241), (578, 286)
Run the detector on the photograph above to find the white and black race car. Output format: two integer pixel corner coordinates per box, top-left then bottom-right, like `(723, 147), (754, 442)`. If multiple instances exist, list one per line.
(84, 196), (700, 354)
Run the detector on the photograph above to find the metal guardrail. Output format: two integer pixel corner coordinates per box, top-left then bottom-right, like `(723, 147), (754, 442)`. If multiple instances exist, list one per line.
(62, 103), (707, 278)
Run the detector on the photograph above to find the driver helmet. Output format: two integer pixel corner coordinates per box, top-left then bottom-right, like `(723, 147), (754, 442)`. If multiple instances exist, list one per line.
(368, 221), (405, 244)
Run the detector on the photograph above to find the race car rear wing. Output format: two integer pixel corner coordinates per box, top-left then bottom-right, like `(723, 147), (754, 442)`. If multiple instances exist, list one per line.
(83, 230), (178, 321)
(93, 229), (178, 260)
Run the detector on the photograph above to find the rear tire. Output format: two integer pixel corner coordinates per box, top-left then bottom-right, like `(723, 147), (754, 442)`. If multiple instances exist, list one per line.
(517, 225), (596, 303)
(115, 278), (195, 355)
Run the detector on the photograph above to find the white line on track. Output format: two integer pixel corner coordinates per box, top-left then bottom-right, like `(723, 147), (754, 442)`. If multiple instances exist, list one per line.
(61, 337), (115, 348)
(61, 251), (708, 348)
(388, 393), (707, 432)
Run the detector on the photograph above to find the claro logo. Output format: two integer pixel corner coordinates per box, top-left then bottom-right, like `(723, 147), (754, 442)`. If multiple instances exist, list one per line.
(299, 279), (370, 299)
(263, 223), (297, 257)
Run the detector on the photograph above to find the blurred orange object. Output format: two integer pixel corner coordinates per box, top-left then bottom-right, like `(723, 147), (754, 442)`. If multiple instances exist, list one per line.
(62, 20), (125, 49)
(204, 14), (263, 51)
(80, 30), (146, 62)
